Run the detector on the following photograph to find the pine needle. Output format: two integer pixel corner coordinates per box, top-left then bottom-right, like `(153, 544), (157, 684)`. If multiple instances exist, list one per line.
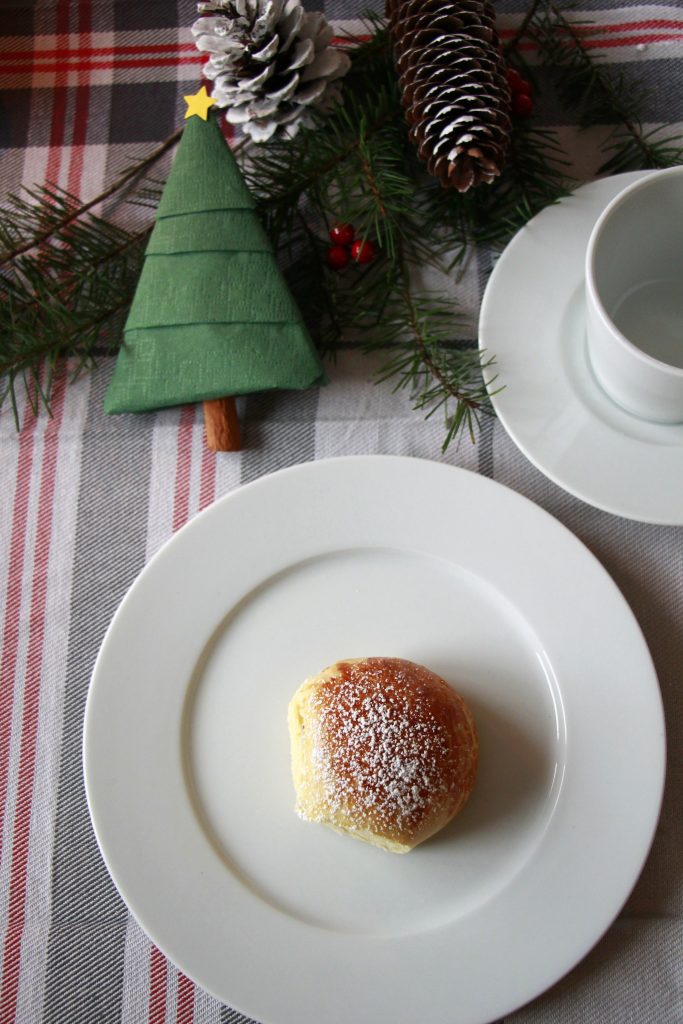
(1, 2), (680, 448)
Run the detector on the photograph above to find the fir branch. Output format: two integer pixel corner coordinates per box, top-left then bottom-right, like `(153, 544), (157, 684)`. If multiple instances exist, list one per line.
(366, 275), (498, 449)
(0, 130), (180, 264)
(469, 123), (572, 242)
(393, 290), (497, 448)
(0, 126), (179, 417)
(0, 208), (149, 421)
(414, 120), (572, 268)
(244, 49), (402, 245)
(329, 233), (496, 448)
(527, 1), (683, 171)
(503, 0), (543, 56)
(2, 1), (681, 446)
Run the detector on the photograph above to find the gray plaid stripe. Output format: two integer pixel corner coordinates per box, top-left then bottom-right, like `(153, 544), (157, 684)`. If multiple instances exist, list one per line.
(42, 365), (155, 1023)
(240, 388), (320, 485)
(475, 243), (495, 480)
(220, 1005), (260, 1024)
(0, 2), (679, 1021)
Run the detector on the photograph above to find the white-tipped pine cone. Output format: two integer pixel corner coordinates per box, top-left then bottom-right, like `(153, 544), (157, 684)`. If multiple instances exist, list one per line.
(192, 0), (351, 142)
(387, 0), (512, 192)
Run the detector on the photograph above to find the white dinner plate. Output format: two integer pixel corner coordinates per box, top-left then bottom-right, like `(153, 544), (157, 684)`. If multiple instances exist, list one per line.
(84, 456), (665, 1024)
(479, 171), (683, 524)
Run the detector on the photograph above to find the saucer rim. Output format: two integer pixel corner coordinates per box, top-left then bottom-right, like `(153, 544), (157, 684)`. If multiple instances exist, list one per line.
(479, 170), (683, 525)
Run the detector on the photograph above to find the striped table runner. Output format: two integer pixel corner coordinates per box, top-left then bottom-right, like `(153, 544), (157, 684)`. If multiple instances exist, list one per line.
(1, 2), (682, 1022)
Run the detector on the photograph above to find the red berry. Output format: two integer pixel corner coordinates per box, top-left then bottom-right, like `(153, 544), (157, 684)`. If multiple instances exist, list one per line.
(326, 244), (350, 270)
(351, 238), (376, 264)
(506, 67), (523, 90)
(512, 91), (533, 117)
(516, 77), (532, 96)
(329, 222), (355, 246)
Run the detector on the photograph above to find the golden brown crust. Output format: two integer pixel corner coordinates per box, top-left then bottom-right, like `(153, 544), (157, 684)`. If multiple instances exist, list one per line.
(288, 658), (478, 852)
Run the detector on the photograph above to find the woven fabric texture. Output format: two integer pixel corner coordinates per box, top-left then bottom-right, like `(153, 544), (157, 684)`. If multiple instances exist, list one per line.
(0, 2), (682, 1023)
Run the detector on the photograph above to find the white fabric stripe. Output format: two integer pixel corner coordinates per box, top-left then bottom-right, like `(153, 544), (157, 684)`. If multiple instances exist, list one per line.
(5, 67), (201, 88)
(17, 147), (108, 200)
(15, 370), (91, 1024)
(193, 986), (222, 1024)
(0, 387), (29, 654)
(118, 408), (184, 1014)
(314, 351), (480, 473)
(176, 14), (188, 86)
(0, 12), (680, 88)
(145, 408), (185, 563)
(120, 914), (152, 1024)
(56, 144), (110, 196)
(13, 920), (48, 1024)
(164, 961), (179, 1024)
(213, 437), (242, 501)
(54, 86), (75, 194)
(122, 405), (206, 1017)
(20, 146), (50, 194)
(495, 6), (683, 65)
(3, 51), (195, 65)
(0, 389), (34, 1018)
(496, 5), (683, 30)
(0, 403), (53, 937)
(123, 405), (243, 1017)
(5, 31), (193, 49)
(188, 406), (205, 519)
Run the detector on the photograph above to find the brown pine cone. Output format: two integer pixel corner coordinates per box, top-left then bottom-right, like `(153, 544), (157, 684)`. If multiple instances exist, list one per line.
(387, 0), (512, 192)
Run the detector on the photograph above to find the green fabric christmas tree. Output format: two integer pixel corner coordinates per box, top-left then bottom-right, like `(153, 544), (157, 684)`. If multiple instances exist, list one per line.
(104, 90), (325, 449)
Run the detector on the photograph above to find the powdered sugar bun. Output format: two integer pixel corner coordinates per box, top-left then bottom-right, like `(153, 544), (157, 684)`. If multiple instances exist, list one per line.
(288, 657), (478, 853)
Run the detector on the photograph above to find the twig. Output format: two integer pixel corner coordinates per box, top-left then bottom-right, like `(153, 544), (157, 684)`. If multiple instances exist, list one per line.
(1, 129), (182, 264)
(254, 109), (396, 211)
(503, 0), (543, 54)
(0, 298), (131, 381)
(395, 250), (482, 413)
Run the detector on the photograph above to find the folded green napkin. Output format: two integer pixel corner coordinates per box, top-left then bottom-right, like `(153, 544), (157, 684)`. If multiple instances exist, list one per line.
(104, 113), (325, 414)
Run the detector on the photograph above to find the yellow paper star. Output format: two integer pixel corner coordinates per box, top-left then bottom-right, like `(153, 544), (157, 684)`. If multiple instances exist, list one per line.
(183, 86), (216, 121)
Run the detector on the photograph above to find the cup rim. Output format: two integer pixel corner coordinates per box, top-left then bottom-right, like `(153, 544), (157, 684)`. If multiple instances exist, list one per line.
(585, 166), (683, 379)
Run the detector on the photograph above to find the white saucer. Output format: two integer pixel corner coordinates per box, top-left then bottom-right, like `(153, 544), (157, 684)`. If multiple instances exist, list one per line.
(479, 171), (683, 524)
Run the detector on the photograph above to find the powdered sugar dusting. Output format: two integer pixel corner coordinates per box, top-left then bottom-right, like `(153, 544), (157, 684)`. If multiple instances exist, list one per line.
(303, 658), (463, 840)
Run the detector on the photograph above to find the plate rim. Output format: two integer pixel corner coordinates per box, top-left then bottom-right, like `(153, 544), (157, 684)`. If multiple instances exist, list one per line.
(83, 454), (666, 1024)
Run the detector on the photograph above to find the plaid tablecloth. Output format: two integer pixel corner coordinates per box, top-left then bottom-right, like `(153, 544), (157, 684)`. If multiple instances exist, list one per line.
(1, 2), (682, 1022)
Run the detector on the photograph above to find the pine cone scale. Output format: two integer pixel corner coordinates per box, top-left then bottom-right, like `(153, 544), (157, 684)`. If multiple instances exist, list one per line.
(387, 0), (512, 192)
(193, 0), (350, 141)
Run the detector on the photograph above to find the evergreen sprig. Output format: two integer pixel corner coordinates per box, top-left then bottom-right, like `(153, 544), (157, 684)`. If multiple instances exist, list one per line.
(243, 21), (568, 440)
(0, 185), (150, 422)
(362, 280), (499, 448)
(526, 1), (683, 173)
(416, 120), (572, 267)
(1, 1), (681, 445)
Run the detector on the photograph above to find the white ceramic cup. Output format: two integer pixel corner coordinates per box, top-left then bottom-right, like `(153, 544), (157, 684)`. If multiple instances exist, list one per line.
(585, 166), (683, 423)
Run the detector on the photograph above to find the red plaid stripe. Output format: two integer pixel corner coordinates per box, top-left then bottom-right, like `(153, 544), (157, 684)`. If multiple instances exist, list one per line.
(143, 407), (219, 1021)
(497, 17), (683, 48)
(1, 17), (681, 85)
(0, 381), (45, 875)
(43, 0), (70, 186)
(0, 53), (203, 78)
(0, 5), (681, 1022)
(0, 364), (69, 1024)
(148, 945), (168, 1024)
(0, 3), (95, 1018)
(68, 0), (93, 196)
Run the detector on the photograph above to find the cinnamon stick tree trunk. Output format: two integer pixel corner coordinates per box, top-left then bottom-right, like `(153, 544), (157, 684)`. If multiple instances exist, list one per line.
(203, 396), (241, 451)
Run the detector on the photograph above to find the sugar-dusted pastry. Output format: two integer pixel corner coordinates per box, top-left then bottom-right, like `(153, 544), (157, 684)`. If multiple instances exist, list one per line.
(288, 657), (478, 853)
